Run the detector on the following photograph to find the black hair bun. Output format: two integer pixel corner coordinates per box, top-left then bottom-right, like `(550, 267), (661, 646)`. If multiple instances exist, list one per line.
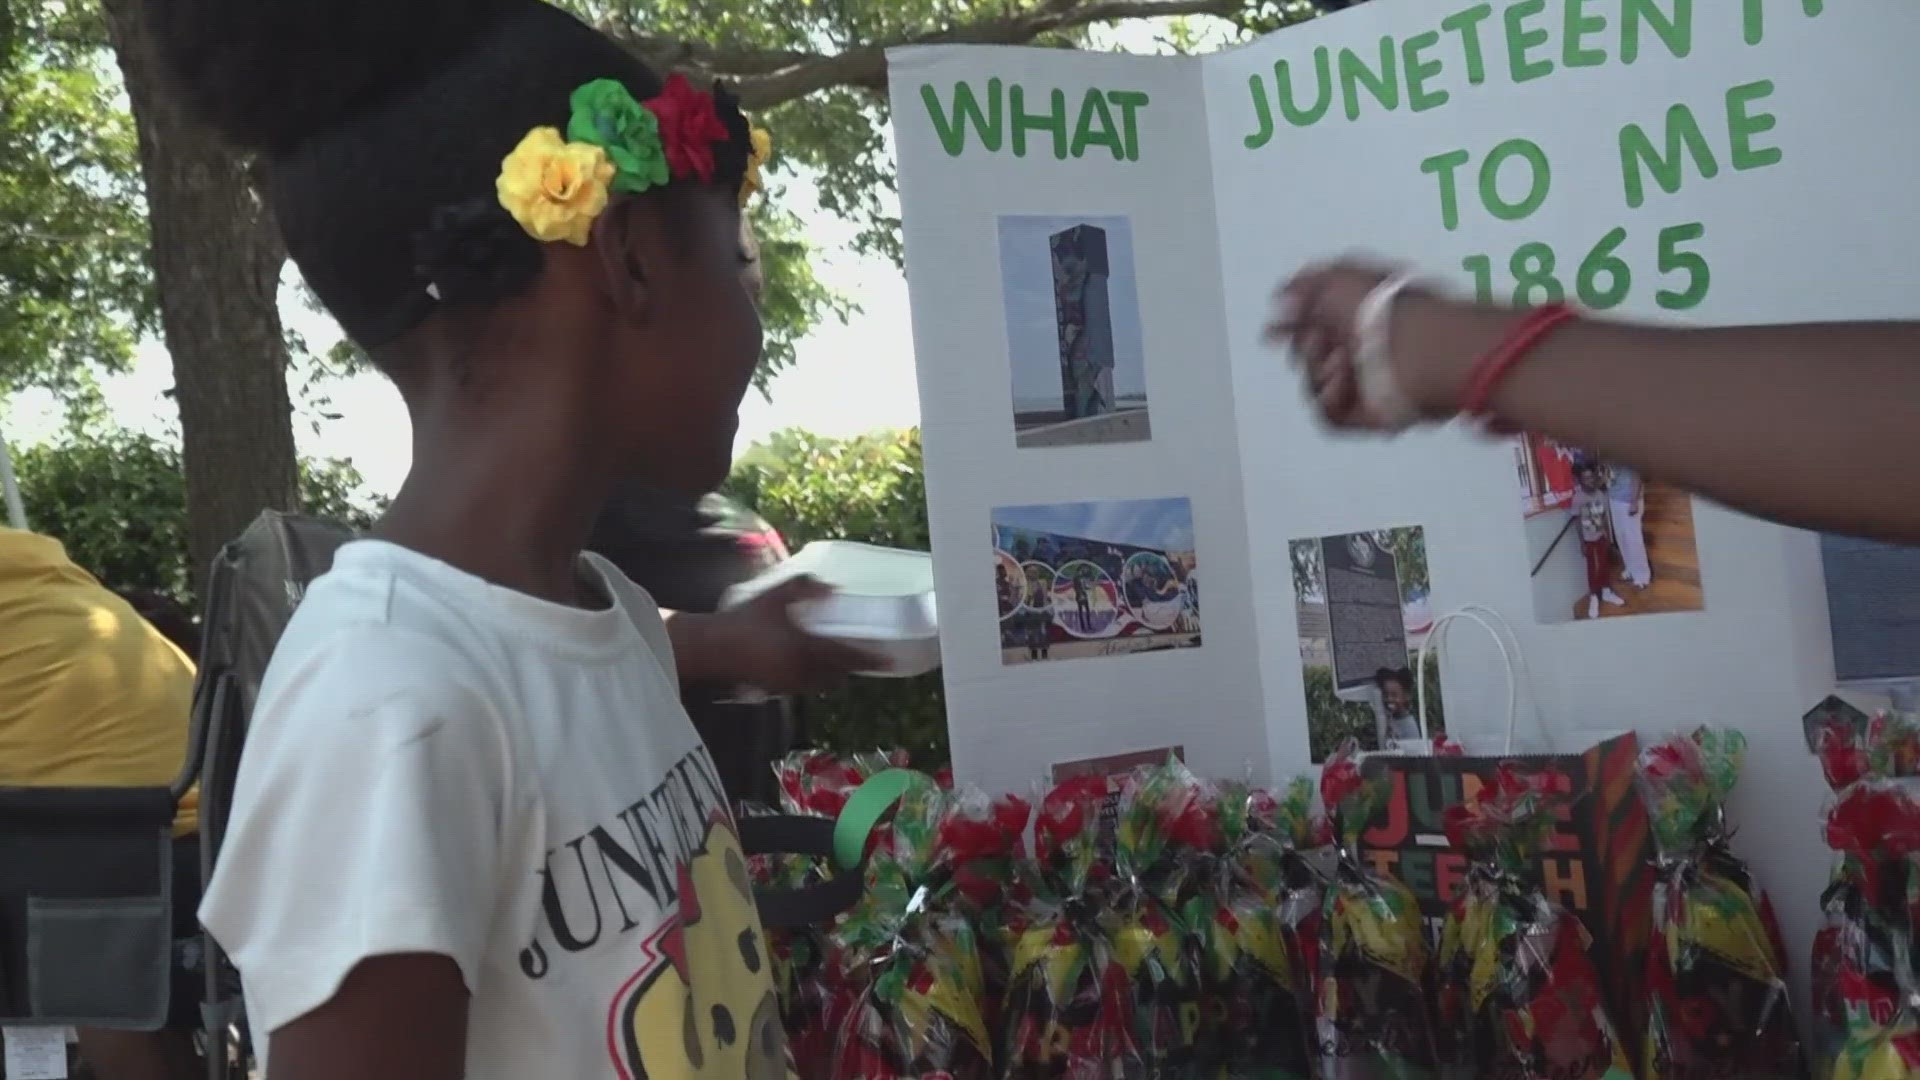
(147, 0), (518, 154)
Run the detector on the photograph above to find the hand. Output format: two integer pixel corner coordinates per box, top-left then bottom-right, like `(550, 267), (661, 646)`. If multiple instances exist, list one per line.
(1265, 258), (1508, 430)
(699, 576), (885, 693)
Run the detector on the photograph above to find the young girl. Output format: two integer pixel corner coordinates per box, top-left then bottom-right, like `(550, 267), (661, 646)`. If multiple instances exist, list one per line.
(1571, 461), (1627, 620)
(150, 1), (794, 1076)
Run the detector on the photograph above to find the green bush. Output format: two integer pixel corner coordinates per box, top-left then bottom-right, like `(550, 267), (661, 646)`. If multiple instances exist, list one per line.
(13, 427), (376, 606)
(724, 428), (949, 768)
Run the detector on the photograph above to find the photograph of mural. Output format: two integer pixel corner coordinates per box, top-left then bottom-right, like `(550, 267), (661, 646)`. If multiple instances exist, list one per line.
(1514, 434), (1704, 624)
(992, 497), (1199, 664)
(1290, 526), (1445, 763)
(997, 214), (1150, 449)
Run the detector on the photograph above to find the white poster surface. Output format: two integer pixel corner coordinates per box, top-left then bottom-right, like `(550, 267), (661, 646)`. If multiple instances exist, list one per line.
(890, 0), (1920, 1008)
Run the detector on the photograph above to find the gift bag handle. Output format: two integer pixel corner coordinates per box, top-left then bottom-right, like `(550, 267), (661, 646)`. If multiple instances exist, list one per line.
(1416, 603), (1530, 754)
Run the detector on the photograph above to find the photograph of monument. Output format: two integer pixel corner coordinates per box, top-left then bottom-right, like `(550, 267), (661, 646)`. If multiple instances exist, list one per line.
(997, 214), (1150, 448)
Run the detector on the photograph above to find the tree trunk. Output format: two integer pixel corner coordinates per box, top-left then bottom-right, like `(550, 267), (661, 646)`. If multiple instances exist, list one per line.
(100, 0), (299, 600)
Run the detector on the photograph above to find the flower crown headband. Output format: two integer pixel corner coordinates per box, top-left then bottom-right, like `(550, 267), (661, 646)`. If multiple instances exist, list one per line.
(496, 73), (771, 247)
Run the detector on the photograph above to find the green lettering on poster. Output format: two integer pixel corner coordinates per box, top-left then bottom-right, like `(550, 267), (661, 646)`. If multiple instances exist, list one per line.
(1618, 104), (1719, 209)
(1576, 227), (1632, 309)
(1563, 0), (1609, 68)
(1009, 84), (1069, 159)
(1423, 148), (1472, 231)
(1244, 77), (1275, 149)
(1402, 31), (1450, 113)
(1743, 0), (1826, 46)
(1338, 37), (1400, 121)
(1621, 0), (1694, 63)
(1071, 90), (1123, 160)
(1504, 0), (1555, 84)
(1510, 241), (1566, 307)
(1480, 138), (1552, 222)
(1725, 80), (1783, 171)
(922, 79), (1003, 157)
(1108, 91), (1150, 160)
(1656, 222), (1711, 310)
(1440, 4), (1494, 86)
(1244, 48), (1333, 148)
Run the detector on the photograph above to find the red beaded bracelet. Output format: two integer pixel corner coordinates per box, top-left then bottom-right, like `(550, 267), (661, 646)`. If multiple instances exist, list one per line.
(1460, 303), (1578, 418)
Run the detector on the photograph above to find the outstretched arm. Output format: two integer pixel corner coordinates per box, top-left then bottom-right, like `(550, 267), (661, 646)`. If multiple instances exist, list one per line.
(1272, 263), (1920, 542)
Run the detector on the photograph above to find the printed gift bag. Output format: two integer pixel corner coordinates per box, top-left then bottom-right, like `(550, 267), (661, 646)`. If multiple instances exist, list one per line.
(1356, 606), (1655, 1041)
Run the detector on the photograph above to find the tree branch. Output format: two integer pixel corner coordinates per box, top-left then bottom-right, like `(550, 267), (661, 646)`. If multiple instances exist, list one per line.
(605, 0), (1247, 110)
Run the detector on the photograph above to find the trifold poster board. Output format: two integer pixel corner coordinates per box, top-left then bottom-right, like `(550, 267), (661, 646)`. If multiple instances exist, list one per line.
(888, 0), (1920, 1011)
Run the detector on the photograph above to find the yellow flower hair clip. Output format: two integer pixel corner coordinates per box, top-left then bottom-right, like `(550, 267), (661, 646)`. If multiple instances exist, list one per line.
(496, 127), (615, 247)
(740, 128), (772, 208)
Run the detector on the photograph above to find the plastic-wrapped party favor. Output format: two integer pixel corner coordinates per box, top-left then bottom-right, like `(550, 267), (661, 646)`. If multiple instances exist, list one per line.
(1195, 776), (1325, 1080)
(1433, 763), (1633, 1080)
(1317, 740), (1441, 1080)
(776, 748), (914, 817)
(1810, 708), (1920, 791)
(1634, 728), (1805, 1080)
(739, 804), (846, 1080)
(1813, 778), (1920, 1080)
(939, 788), (1034, 1042)
(829, 777), (996, 1079)
(1109, 760), (1209, 1075)
(1002, 776), (1144, 1079)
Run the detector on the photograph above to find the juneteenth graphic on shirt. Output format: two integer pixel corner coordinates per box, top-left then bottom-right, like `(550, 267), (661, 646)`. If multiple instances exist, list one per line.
(514, 745), (788, 1079)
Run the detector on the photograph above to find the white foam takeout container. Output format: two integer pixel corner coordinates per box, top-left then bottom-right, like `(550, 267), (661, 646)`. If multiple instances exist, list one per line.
(720, 541), (940, 678)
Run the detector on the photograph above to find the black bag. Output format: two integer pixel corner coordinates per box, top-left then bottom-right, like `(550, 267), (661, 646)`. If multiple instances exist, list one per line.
(0, 787), (177, 1029)
(186, 510), (354, 1073)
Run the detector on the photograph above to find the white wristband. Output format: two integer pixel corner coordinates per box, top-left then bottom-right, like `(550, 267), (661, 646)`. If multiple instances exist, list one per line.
(1352, 271), (1422, 431)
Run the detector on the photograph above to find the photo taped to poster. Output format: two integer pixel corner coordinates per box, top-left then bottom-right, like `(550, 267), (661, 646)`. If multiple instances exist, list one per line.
(1290, 526), (1444, 763)
(993, 497), (1199, 665)
(1514, 435), (1704, 625)
(997, 214), (1150, 449)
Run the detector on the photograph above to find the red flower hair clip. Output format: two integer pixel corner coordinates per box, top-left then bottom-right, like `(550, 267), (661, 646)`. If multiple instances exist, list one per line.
(645, 73), (731, 182)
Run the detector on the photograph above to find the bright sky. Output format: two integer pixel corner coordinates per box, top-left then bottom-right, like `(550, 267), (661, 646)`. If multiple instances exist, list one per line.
(993, 497), (1196, 553)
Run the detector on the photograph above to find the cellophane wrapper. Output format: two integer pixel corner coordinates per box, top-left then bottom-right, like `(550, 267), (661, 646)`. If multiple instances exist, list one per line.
(1110, 759), (1213, 1075)
(1195, 775), (1326, 1079)
(740, 802), (846, 1080)
(828, 776), (997, 1079)
(940, 786), (1034, 1044)
(775, 748), (913, 818)
(1433, 764), (1633, 1080)
(1317, 740), (1441, 1080)
(1634, 727), (1805, 1080)
(1002, 775), (1145, 1079)
(1814, 772), (1920, 1080)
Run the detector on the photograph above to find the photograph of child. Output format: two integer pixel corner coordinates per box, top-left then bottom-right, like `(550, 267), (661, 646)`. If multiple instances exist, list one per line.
(1290, 526), (1445, 763)
(997, 215), (1151, 449)
(1572, 461), (1626, 621)
(1516, 434), (1704, 624)
(1375, 667), (1422, 746)
(993, 497), (1200, 665)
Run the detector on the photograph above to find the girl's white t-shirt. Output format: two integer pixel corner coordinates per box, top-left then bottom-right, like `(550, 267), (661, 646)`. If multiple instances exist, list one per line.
(199, 540), (787, 1079)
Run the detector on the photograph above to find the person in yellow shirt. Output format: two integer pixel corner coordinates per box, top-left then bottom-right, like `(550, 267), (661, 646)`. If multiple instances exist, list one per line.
(0, 527), (202, 1080)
